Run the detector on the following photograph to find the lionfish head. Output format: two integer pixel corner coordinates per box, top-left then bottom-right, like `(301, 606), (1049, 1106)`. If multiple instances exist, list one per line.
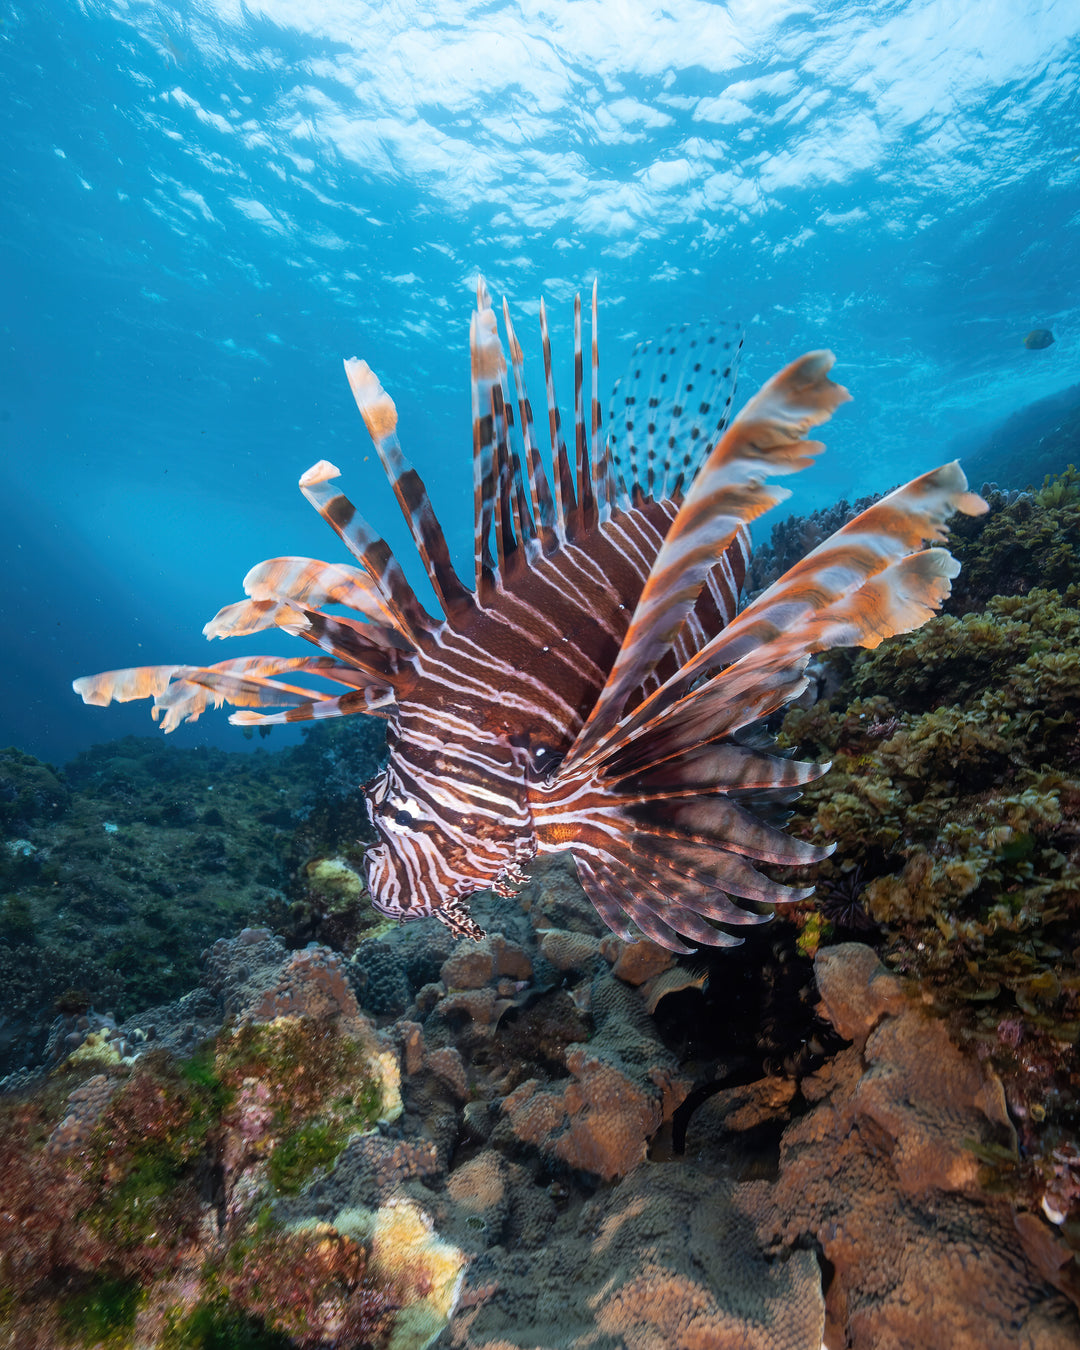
(361, 747), (532, 926)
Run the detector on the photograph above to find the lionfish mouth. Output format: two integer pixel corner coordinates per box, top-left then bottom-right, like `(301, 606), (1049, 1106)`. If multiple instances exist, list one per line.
(73, 279), (988, 951)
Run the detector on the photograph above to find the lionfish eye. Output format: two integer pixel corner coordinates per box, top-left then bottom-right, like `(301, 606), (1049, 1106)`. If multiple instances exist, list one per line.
(393, 808), (415, 827)
(531, 745), (563, 777)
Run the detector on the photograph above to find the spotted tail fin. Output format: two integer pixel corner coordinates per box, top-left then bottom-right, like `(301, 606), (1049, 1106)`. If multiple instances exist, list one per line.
(608, 319), (743, 504)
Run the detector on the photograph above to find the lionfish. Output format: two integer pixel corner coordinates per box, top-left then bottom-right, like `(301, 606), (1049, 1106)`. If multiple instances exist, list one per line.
(74, 282), (987, 952)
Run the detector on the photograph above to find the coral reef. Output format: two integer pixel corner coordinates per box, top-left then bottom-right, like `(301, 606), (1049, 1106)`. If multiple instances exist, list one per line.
(0, 713), (392, 1081)
(0, 933), (453, 1350)
(737, 467), (1080, 1315)
(3, 469), (1079, 1347)
(731, 946), (1079, 1349)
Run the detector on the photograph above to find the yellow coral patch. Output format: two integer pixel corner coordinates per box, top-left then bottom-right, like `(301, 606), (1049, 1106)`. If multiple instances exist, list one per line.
(335, 1199), (467, 1350)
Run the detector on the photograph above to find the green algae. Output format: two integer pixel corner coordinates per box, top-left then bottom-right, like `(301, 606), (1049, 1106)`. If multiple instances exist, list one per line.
(268, 1118), (349, 1194)
(946, 465), (1080, 613)
(57, 1274), (142, 1347)
(162, 1302), (293, 1350)
(216, 1017), (381, 1134)
(87, 1051), (228, 1251)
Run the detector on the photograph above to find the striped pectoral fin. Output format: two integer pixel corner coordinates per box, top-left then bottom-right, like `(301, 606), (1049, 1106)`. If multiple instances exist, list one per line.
(575, 850), (761, 953)
(605, 547), (968, 777)
(693, 461), (989, 680)
(156, 662), (395, 731)
(806, 546), (963, 651)
(625, 739), (828, 795)
(578, 856), (702, 953)
(239, 556), (416, 643)
(606, 650), (814, 777)
(74, 664), (197, 708)
(298, 460), (436, 645)
(577, 460), (988, 778)
(206, 593), (407, 657)
(536, 768), (827, 950)
(74, 655), (376, 732)
(573, 857), (639, 943)
(565, 352), (849, 769)
(230, 684), (395, 727)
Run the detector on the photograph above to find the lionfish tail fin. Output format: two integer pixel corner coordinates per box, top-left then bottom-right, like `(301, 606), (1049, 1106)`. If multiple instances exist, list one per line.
(536, 734), (831, 951)
(567, 350), (849, 767)
(343, 359), (474, 624)
(607, 318), (744, 503)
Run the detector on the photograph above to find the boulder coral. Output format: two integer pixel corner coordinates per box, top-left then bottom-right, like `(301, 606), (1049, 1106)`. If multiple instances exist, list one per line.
(731, 945), (1079, 1349)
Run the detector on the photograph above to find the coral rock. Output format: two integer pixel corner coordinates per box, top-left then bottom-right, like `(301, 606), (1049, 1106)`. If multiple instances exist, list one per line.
(814, 941), (907, 1047)
(441, 936), (532, 991)
(735, 943), (1077, 1350)
(451, 1163), (824, 1349)
(607, 936), (677, 987)
(501, 1047), (670, 1181)
(248, 944), (359, 1022)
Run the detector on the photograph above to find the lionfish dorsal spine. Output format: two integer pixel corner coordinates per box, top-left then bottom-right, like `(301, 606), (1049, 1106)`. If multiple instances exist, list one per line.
(539, 295), (577, 538)
(572, 292), (597, 527)
(502, 297), (559, 552)
(587, 278), (626, 520)
(471, 303), (497, 586)
(343, 359), (474, 626)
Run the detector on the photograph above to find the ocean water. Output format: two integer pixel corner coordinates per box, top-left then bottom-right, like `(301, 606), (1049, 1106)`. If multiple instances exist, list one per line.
(1, 0), (1077, 766)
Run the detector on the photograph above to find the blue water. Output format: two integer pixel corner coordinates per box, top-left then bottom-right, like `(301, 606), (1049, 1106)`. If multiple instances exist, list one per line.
(2, 0), (1077, 765)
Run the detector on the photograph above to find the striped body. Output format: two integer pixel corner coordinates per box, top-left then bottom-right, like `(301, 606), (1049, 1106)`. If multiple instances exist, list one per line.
(74, 282), (987, 951)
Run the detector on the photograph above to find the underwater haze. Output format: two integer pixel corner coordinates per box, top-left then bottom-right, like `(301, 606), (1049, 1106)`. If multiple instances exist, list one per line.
(2, 0), (1078, 765)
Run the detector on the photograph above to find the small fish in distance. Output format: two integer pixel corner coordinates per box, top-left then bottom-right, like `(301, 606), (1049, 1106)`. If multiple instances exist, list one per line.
(74, 281), (988, 952)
